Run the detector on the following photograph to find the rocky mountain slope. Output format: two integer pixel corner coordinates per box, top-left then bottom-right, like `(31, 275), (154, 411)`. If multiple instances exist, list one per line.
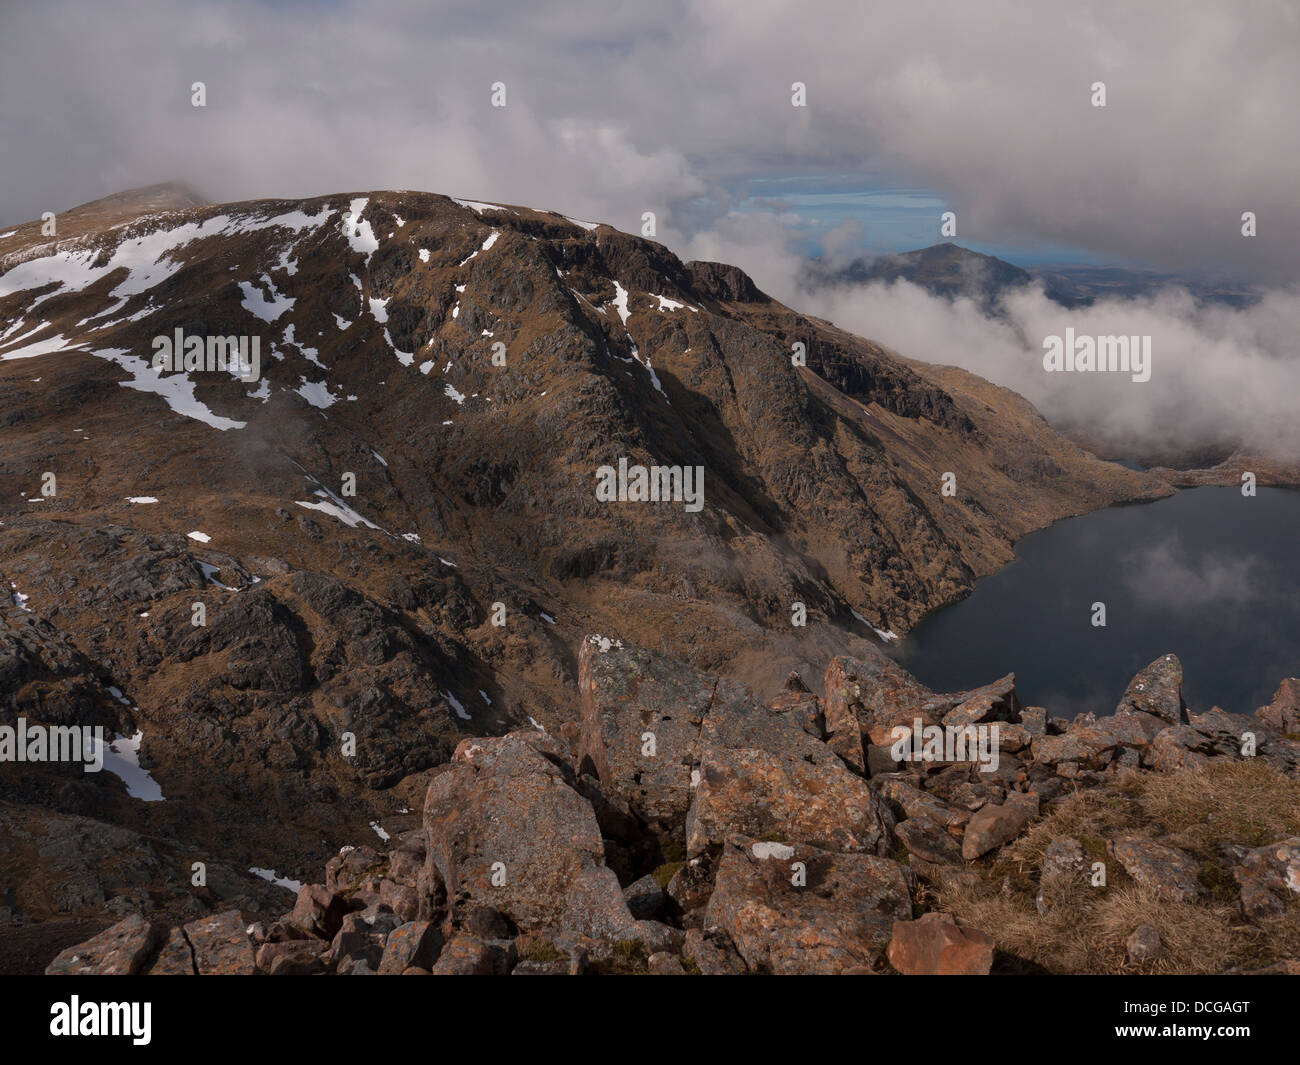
(0, 184), (1175, 968)
(45, 643), (1300, 975)
(804, 241), (1260, 311)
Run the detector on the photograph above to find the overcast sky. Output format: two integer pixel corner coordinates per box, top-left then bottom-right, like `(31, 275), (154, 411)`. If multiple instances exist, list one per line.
(1, 0), (1296, 284)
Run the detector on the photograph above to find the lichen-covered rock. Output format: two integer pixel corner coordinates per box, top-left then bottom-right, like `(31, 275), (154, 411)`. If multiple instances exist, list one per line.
(430, 934), (498, 975)
(1144, 726), (1216, 772)
(1115, 654), (1186, 725)
(147, 926), (196, 975)
(685, 693), (894, 857)
(424, 732), (600, 925)
(683, 927), (748, 974)
(895, 814), (963, 865)
(1256, 678), (1300, 735)
(378, 921), (443, 974)
(576, 637), (714, 829)
(705, 839), (912, 974)
(46, 913), (162, 975)
(1231, 838), (1300, 921)
(1036, 837), (1085, 916)
(184, 910), (256, 975)
(961, 802), (1032, 861)
(290, 883), (350, 940)
(1110, 837), (1205, 902)
(1031, 712), (1163, 766)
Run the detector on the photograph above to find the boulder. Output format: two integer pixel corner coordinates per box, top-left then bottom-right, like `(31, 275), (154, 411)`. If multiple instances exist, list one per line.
(1126, 924), (1161, 964)
(1256, 678), (1300, 735)
(184, 910), (256, 975)
(684, 692), (894, 857)
(1115, 654), (1185, 725)
(268, 950), (328, 975)
(876, 777), (968, 830)
(887, 912), (994, 975)
(378, 921), (443, 974)
(895, 814), (963, 865)
(666, 855), (715, 914)
(682, 927), (748, 974)
(1036, 837), (1085, 916)
(647, 952), (686, 975)
(576, 636), (715, 828)
(46, 913), (163, 975)
(1144, 726), (1216, 772)
(1187, 707), (1270, 752)
(704, 839), (912, 974)
(1110, 837), (1205, 902)
(622, 873), (665, 920)
(431, 934), (502, 975)
(141, 927), (195, 975)
(765, 671), (825, 739)
(256, 939), (327, 975)
(961, 802), (1032, 861)
(560, 866), (682, 951)
(423, 730), (629, 932)
(325, 845), (383, 895)
(289, 883), (349, 940)
(1231, 838), (1300, 921)
(1020, 706), (1047, 737)
(1031, 712), (1162, 766)
(822, 656), (867, 772)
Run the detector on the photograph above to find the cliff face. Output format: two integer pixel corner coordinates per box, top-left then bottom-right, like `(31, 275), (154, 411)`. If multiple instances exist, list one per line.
(0, 186), (1171, 945)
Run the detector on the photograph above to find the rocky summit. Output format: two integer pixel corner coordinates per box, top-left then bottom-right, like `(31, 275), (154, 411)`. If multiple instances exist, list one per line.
(39, 643), (1300, 975)
(0, 186), (1292, 975)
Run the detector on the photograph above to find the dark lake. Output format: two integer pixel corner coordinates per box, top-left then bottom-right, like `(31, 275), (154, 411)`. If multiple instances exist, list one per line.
(895, 486), (1300, 717)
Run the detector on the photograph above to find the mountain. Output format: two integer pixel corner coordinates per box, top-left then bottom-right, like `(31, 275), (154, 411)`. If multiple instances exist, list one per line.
(803, 242), (1032, 313)
(0, 185), (1173, 967)
(805, 241), (1259, 310)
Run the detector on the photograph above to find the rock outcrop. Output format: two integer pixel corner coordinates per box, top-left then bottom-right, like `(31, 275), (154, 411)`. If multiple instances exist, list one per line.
(43, 640), (1300, 975)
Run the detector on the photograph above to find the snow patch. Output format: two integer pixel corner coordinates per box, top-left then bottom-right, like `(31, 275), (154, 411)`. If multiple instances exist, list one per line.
(341, 198), (378, 258)
(444, 691), (471, 721)
(94, 731), (165, 802)
(249, 867), (302, 893)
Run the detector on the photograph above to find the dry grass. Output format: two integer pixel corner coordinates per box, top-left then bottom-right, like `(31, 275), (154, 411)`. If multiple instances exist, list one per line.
(935, 761), (1300, 974)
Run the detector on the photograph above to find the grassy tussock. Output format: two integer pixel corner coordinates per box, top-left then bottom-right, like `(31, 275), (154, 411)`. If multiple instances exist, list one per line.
(935, 761), (1300, 973)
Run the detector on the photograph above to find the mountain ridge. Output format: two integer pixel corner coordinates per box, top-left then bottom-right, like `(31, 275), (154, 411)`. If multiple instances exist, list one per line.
(1, 184), (1172, 953)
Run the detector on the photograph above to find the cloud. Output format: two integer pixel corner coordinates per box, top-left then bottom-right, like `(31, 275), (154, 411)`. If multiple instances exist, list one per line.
(0, 0), (1295, 283)
(789, 275), (1300, 462)
(2, 0), (1295, 462)
(1119, 535), (1265, 610)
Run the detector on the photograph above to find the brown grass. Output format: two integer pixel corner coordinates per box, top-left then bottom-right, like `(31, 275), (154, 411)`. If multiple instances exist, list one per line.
(934, 761), (1300, 973)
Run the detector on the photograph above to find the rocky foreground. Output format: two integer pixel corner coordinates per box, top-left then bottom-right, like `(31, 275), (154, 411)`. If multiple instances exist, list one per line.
(47, 637), (1300, 975)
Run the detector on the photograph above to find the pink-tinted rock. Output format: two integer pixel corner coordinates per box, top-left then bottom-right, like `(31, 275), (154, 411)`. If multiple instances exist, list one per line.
(705, 839), (912, 974)
(887, 912), (994, 975)
(46, 913), (162, 975)
(184, 910), (256, 975)
(961, 802), (1032, 860)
